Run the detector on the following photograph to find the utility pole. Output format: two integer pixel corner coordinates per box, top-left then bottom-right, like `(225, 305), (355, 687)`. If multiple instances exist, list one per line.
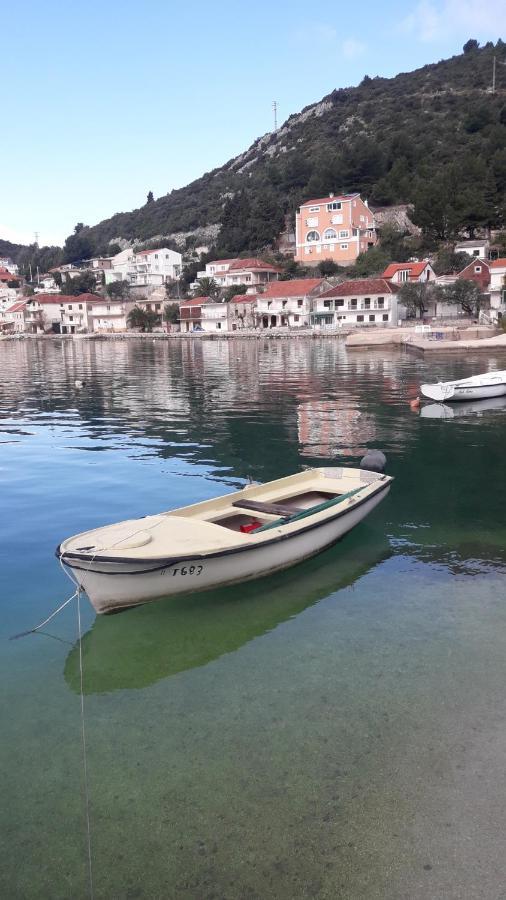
(492, 55), (496, 93)
(272, 100), (279, 131)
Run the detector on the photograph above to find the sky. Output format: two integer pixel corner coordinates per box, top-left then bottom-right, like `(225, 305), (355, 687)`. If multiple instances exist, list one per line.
(1, 0), (505, 247)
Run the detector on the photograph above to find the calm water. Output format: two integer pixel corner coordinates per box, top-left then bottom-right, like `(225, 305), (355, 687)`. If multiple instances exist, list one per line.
(2, 337), (506, 900)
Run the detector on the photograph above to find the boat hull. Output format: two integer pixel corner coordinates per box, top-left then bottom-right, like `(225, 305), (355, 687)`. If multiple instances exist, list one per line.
(421, 372), (506, 402)
(65, 486), (390, 614)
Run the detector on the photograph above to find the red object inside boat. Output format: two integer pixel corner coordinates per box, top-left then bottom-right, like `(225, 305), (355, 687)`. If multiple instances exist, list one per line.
(240, 520), (261, 533)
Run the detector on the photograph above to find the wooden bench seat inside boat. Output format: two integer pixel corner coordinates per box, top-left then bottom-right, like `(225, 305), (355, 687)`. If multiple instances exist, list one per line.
(232, 490), (339, 518)
(231, 499), (305, 517)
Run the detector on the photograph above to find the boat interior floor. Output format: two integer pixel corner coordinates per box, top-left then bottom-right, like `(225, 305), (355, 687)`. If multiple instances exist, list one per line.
(215, 490), (341, 532)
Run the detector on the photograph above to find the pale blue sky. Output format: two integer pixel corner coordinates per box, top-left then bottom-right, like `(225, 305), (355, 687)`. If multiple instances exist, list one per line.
(2, 0), (505, 246)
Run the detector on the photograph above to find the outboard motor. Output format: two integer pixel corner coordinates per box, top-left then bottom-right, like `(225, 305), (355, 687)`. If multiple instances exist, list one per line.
(360, 450), (387, 473)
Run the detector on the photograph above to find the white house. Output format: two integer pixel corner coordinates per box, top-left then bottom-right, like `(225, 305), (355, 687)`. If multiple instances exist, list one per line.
(455, 239), (489, 259)
(382, 261), (436, 284)
(489, 258), (506, 319)
(256, 278), (328, 328)
(105, 247), (182, 288)
(200, 300), (229, 332)
(0, 300), (27, 333)
(34, 274), (60, 294)
(88, 299), (136, 332)
(311, 279), (399, 328)
(25, 293), (103, 334)
(0, 257), (19, 275)
(193, 258), (281, 293)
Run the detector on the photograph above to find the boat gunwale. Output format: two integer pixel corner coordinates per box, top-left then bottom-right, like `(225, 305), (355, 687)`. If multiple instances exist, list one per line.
(56, 477), (392, 575)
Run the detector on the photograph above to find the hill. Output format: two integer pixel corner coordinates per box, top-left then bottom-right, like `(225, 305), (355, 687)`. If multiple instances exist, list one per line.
(74, 40), (506, 260)
(6, 39), (506, 269)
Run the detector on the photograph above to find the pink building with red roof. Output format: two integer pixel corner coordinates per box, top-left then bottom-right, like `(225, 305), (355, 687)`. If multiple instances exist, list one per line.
(295, 193), (377, 267)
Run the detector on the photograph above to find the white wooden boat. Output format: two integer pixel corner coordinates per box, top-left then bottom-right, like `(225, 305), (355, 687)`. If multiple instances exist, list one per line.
(420, 370), (506, 402)
(57, 466), (392, 614)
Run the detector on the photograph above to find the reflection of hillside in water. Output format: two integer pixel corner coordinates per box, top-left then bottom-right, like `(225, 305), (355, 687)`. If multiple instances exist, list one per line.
(64, 526), (391, 694)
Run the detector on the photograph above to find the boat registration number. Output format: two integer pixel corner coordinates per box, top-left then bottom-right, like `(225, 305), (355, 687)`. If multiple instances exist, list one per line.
(161, 564), (204, 577)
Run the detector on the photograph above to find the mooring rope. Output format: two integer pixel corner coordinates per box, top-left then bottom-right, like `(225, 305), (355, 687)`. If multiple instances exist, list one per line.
(10, 563), (94, 898)
(77, 588), (94, 900)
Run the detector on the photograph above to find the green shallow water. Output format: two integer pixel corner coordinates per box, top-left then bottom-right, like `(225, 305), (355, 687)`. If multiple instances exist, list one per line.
(1, 337), (506, 899)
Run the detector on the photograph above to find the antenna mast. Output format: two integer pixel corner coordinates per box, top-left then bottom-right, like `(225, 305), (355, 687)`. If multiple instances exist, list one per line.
(272, 100), (279, 131)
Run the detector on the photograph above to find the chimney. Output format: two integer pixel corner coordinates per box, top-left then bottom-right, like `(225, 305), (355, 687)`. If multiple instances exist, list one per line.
(329, 192), (334, 198)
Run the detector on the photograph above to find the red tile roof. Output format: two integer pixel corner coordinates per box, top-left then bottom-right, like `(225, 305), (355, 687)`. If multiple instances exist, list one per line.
(299, 194), (358, 207)
(0, 268), (16, 282)
(179, 296), (211, 307)
(382, 262), (429, 278)
(229, 293), (257, 304)
(207, 258), (238, 267)
(30, 293), (103, 305)
(228, 258), (282, 272)
(490, 258), (506, 268)
(4, 301), (27, 313)
(260, 278), (323, 298)
(320, 278), (398, 298)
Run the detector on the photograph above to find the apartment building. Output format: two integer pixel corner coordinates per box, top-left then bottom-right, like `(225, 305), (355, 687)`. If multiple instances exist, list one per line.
(311, 279), (399, 327)
(294, 193), (377, 267)
(193, 257), (281, 292)
(256, 279), (328, 328)
(105, 247), (182, 288)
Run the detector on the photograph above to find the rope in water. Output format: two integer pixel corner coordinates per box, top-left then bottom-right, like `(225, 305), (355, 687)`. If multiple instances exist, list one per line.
(77, 588), (94, 900)
(10, 562), (94, 899)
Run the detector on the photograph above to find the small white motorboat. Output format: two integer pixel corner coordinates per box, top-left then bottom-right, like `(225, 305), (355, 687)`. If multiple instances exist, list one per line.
(420, 370), (506, 402)
(57, 466), (392, 614)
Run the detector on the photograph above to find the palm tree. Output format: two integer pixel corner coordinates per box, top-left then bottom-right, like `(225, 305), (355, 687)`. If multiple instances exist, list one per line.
(127, 306), (147, 330)
(194, 277), (219, 298)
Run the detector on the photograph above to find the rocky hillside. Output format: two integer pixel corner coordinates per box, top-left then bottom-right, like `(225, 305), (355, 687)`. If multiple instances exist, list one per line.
(41, 40), (506, 261)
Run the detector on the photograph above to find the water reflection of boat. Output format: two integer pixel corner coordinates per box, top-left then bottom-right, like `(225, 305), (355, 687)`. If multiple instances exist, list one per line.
(64, 527), (391, 694)
(420, 396), (506, 419)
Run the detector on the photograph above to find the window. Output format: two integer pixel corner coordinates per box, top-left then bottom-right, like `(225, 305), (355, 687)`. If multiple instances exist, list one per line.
(364, 298), (371, 309)
(359, 215), (365, 222)
(154, 254), (158, 259)
(306, 217), (318, 227)
(474, 266), (482, 273)
(369, 314), (375, 322)
(377, 297), (384, 308)
(297, 299), (303, 307)
(68, 304), (73, 310)
(282, 300), (287, 308)
(339, 230), (349, 239)
(308, 206), (320, 212)
(340, 244), (348, 250)
(357, 314), (364, 322)
(323, 228), (337, 240)
(331, 214), (343, 225)
(382, 314), (389, 321)
(69, 315), (73, 321)
(399, 270), (409, 282)
(107, 305), (111, 311)
(165, 254), (169, 259)
(350, 299), (357, 309)
(294, 315), (299, 322)
(323, 300), (331, 309)
(336, 299), (344, 307)
(155, 303), (161, 310)
(473, 250), (479, 257)
(327, 202), (341, 211)
(306, 230), (320, 242)
(216, 322), (221, 329)
(79, 304), (83, 310)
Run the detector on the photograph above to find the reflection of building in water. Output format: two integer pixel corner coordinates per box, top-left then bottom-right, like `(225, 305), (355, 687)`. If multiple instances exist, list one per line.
(297, 399), (376, 457)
